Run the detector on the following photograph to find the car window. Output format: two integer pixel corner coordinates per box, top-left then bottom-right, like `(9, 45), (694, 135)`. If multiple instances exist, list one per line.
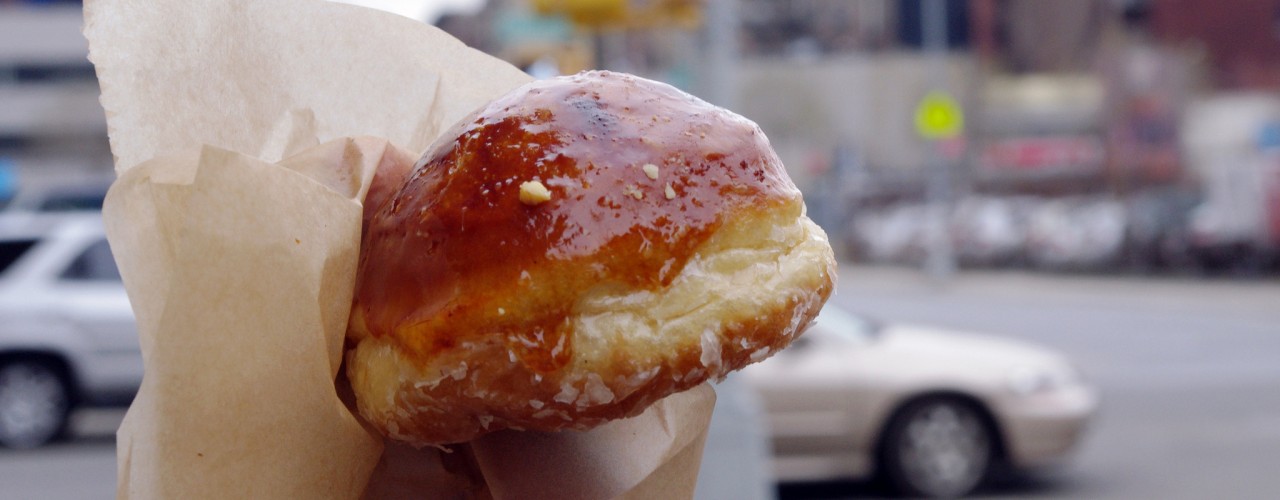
(813, 307), (881, 343)
(0, 239), (38, 275)
(37, 192), (106, 212)
(60, 239), (121, 282)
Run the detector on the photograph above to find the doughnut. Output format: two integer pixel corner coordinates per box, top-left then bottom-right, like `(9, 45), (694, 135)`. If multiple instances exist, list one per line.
(346, 70), (835, 446)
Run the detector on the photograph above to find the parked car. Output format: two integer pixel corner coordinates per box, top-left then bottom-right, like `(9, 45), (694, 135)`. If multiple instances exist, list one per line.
(1025, 197), (1127, 270)
(1123, 187), (1200, 271)
(0, 212), (140, 449)
(2, 178), (111, 214)
(1181, 93), (1280, 272)
(740, 305), (1096, 498)
(851, 203), (930, 265)
(950, 196), (1029, 267)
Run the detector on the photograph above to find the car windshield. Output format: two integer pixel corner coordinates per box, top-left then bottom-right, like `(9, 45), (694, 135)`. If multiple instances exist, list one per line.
(60, 238), (121, 282)
(37, 191), (106, 212)
(0, 238), (38, 277)
(812, 306), (882, 343)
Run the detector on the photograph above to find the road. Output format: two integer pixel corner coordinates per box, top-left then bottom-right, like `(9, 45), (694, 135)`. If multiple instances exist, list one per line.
(2, 265), (1279, 499)
(0, 409), (119, 499)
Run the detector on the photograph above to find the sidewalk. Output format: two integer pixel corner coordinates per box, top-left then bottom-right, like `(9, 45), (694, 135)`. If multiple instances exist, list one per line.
(835, 263), (1280, 321)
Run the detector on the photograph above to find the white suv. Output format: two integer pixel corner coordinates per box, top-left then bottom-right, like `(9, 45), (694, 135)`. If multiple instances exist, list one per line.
(0, 212), (140, 448)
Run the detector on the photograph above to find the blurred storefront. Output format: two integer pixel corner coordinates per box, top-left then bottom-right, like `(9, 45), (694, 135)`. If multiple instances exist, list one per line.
(0, 1), (113, 200)
(436, 0), (1280, 272)
(509, 0), (1274, 272)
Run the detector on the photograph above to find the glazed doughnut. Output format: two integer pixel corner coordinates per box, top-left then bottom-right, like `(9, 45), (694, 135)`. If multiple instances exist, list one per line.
(347, 70), (835, 446)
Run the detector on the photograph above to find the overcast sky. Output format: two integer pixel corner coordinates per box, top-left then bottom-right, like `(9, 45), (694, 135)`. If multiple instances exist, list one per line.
(331, 0), (486, 23)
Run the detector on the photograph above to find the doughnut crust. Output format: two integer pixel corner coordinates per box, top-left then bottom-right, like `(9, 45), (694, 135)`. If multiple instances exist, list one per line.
(348, 71), (835, 446)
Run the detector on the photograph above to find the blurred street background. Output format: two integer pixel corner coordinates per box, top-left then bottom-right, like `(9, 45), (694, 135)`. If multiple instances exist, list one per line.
(3, 0), (1280, 498)
(7, 0), (1280, 276)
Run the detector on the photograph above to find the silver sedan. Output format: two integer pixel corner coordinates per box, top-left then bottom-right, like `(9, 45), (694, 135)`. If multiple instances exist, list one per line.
(0, 213), (139, 449)
(740, 305), (1097, 498)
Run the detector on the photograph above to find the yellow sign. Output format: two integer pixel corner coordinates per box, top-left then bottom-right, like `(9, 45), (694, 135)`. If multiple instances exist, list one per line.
(914, 90), (964, 140)
(533, 0), (628, 27)
(533, 0), (701, 29)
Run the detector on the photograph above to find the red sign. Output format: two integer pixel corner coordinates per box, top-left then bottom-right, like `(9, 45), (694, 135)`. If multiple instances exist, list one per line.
(981, 136), (1104, 171)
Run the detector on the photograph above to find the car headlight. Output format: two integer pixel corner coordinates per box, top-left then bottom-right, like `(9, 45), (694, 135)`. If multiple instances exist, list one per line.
(1006, 364), (1079, 396)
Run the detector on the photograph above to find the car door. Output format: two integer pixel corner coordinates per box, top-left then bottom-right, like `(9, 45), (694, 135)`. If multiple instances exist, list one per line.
(741, 330), (885, 480)
(51, 236), (141, 396)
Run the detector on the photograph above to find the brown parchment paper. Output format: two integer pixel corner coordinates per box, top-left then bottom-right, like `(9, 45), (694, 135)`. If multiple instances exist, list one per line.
(85, 0), (715, 498)
(84, 0), (530, 173)
(473, 385), (715, 500)
(105, 142), (386, 499)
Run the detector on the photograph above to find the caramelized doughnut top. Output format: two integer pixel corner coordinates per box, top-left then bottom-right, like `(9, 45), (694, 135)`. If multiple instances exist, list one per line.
(352, 71), (800, 373)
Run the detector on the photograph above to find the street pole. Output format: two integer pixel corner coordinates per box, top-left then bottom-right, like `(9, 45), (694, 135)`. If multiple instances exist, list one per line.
(922, 0), (955, 281)
(701, 0), (739, 109)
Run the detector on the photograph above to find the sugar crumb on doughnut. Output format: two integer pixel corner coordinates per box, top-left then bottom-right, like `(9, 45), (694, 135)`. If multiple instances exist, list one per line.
(642, 163), (660, 180)
(518, 180), (551, 205)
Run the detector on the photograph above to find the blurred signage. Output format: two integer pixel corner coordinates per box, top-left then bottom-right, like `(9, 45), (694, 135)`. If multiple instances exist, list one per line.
(532, 0), (628, 26)
(0, 158), (15, 203)
(1269, 165), (1280, 247)
(1258, 121), (1280, 152)
(936, 137), (967, 161)
(914, 90), (965, 140)
(980, 136), (1103, 171)
(532, 0), (701, 29)
(496, 10), (574, 45)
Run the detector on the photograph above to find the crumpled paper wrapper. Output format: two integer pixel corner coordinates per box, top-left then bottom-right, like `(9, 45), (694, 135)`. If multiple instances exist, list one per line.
(84, 0), (716, 498)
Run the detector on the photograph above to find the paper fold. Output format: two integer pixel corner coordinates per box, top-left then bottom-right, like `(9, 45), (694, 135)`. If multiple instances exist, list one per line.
(106, 144), (385, 498)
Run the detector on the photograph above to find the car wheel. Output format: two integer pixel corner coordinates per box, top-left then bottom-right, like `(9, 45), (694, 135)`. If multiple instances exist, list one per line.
(881, 397), (993, 498)
(0, 360), (72, 449)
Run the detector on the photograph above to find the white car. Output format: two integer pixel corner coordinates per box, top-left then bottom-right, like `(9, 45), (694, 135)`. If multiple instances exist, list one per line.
(740, 306), (1097, 498)
(0, 212), (140, 449)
